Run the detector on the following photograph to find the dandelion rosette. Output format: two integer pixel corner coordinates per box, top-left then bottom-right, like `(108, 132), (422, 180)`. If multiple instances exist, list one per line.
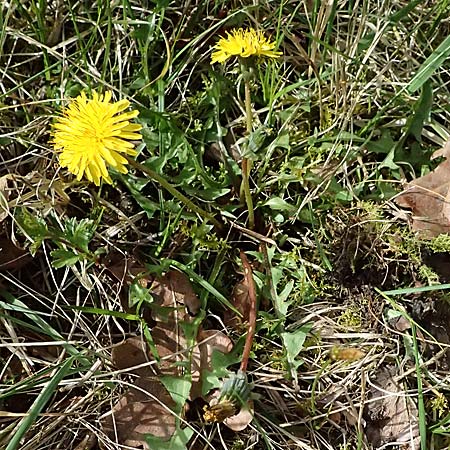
(52, 90), (142, 186)
(211, 28), (282, 64)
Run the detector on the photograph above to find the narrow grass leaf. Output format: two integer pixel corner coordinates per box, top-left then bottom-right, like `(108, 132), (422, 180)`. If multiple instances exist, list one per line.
(0, 290), (82, 358)
(411, 324), (427, 450)
(68, 305), (140, 320)
(382, 284), (450, 295)
(167, 260), (240, 315)
(5, 356), (74, 450)
(408, 35), (450, 93)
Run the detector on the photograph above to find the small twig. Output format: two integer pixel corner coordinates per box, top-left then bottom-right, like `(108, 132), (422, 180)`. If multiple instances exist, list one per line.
(239, 251), (257, 373)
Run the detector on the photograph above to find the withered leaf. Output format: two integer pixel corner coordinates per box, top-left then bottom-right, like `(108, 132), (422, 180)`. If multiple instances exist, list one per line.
(102, 378), (177, 448)
(106, 254), (152, 287)
(364, 366), (419, 449)
(150, 270), (201, 320)
(102, 337), (177, 448)
(224, 400), (254, 432)
(223, 278), (251, 330)
(396, 140), (450, 237)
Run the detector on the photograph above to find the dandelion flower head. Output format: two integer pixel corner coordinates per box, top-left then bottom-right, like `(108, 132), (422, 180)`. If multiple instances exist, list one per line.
(52, 90), (142, 186)
(211, 28), (282, 64)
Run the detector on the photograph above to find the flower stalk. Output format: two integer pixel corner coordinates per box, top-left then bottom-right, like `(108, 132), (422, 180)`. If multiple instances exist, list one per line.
(242, 78), (255, 230)
(124, 155), (222, 229)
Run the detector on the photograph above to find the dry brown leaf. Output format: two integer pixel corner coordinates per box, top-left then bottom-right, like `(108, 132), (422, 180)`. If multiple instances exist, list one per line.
(102, 378), (177, 448)
(223, 278), (251, 331)
(392, 316), (412, 332)
(106, 254), (152, 287)
(102, 337), (177, 448)
(110, 336), (152, 376)
(190, 329), (233, 400)
(364, 367), (419, 449)
(103, 271), (233, 447)
(150, 270), (201, 320)
(396, 140), (450, 237)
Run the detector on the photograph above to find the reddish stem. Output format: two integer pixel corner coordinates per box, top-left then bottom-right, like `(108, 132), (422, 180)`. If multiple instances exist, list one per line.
(239, 251), (257, 373)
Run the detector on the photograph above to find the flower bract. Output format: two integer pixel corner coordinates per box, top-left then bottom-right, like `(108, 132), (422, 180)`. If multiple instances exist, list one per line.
(211, 28), (282, 64)
(52, 90), (142, 186)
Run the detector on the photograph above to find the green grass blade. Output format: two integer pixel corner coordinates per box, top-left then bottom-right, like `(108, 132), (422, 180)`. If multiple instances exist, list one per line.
(6, 356), (75, 450)
(408, 34), (450, 93)
(166, 260), (240, 315)
(0, 290), (83, 359)
(382, 283), (450, 295)
(411, 323), (427, 450)
(67, 305), (140, 320)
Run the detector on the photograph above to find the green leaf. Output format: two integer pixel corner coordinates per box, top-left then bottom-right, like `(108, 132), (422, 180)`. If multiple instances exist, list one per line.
(281, 326), (310, 363)
(262, 197), (296, 213)
(6, 356), (75, 450)
(63, 218), (95, 253)
(51, 249), (83, 268)
(408, 35), (450, 93)
(407, 81), (433, 142)
(67, 305), (141, 320)
(15, 208), (48, 255)
(129, 280), (154, 308)
(146, 426), (194, 450)
(243, 126), (269, 159)
(276, 280), (294, 317)
(281, 324), (312, 384)
(159, 375), (191, 413)
(202, 348), (241, 396)
(0, 137), (12, 145)
(366, 130), (395, 154)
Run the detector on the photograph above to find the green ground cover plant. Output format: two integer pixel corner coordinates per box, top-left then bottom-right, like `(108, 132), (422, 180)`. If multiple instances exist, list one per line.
(2, 1), (450, 449)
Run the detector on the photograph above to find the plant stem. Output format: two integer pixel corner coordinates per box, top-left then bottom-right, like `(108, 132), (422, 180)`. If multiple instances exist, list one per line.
(124, 155), (222, 229)
(242, 80), (255, 230)
(239, 251), (257, 373)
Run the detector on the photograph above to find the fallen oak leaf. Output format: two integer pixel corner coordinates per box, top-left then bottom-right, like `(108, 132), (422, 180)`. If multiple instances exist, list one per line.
(224, 400), (254, 432)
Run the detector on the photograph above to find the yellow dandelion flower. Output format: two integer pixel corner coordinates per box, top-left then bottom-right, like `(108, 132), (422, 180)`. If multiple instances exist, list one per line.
(52, 90), (142, 186)
(211, 28), (282, 64)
